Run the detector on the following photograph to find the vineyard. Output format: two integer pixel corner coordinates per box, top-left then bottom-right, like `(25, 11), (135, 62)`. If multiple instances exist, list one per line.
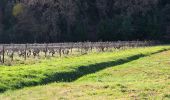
(1, 0), (170, 99)
(0, 41), (157, 64)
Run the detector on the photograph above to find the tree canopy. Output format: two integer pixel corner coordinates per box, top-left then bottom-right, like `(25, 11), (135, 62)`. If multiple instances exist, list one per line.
(0, 0), (170, 43)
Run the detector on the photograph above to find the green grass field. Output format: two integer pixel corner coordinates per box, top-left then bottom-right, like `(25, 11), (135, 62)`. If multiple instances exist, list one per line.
(0, 46), (170, 100)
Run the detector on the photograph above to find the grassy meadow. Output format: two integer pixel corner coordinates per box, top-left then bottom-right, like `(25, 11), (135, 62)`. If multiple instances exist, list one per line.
(0, 46), (170, 99)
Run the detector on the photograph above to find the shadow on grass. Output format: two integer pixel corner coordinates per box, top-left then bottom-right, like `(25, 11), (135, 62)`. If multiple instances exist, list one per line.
(0, 48), (168, 93)
(42, 48), (168, 83)
(42, 54), (144, 83)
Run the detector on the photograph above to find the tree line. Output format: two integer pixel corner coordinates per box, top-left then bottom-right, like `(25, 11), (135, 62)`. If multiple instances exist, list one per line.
(0, 0), (170, 43)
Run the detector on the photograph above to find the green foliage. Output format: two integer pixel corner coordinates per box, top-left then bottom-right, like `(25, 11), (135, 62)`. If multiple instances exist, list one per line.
(72, 21), (88, 41)
(97, 19), (115, 41)
(12, 3), (24, 16)
(0, 0), (170, 43)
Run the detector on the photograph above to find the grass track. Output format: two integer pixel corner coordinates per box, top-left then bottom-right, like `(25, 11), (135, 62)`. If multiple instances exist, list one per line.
(0, 46), (170, 93)
(0, 47), (170, 99)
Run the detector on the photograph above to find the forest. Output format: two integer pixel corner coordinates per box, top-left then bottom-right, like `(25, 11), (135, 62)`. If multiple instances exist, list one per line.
(0, 0), (170, 43)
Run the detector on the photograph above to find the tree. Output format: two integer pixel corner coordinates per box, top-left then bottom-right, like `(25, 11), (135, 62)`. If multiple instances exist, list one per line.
(0, 0), (170, 43)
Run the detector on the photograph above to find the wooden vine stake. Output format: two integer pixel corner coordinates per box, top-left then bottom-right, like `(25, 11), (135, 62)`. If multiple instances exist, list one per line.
(2, 45), (5, 63)
(45, 43), (48, 58)
(24, 44), (27, 60)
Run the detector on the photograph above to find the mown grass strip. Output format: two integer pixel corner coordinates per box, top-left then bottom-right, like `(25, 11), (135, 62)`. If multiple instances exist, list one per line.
(41, 47), (170, 83)
(0, 46), (170, 92)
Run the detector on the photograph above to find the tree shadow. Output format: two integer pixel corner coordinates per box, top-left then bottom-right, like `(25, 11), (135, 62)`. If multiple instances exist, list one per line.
(42, 49), (168, 83)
